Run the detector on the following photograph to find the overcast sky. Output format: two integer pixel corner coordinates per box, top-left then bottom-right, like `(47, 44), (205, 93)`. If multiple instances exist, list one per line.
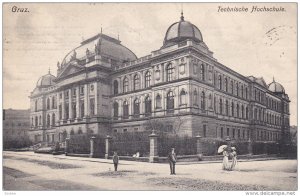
(3, 3), (297, 125)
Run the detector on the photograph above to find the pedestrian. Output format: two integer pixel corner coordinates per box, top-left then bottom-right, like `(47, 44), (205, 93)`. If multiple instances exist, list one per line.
(222, 146), (230, 170)
(230, 147), (238, 171)
(112, 151), (119, 172)
(167, 148), (177, 175)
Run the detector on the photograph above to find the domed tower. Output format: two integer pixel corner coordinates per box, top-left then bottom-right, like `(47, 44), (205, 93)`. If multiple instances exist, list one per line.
(268, 77), (285, 94)
(36, 70), (56, 88)
(162, 11), (203, 48)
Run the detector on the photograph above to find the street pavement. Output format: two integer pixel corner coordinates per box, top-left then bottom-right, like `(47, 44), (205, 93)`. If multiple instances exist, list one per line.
(2, 151), (298, 191)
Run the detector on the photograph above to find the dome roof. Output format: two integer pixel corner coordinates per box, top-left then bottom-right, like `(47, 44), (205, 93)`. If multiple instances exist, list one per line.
(37, 71), (56, 87)
(61, 33), (137, 66)
(268, 78), (285, 93)
(163, 12), (203, 47)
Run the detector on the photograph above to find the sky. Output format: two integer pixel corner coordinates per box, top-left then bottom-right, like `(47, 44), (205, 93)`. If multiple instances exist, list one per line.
(3, 3), (297, 125)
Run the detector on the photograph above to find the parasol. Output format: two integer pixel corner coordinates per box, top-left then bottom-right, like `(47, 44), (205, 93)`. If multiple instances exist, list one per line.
(218, 145), (227, 153)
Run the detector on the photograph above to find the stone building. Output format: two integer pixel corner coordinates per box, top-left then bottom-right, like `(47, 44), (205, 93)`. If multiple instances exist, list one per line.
(3, 109), (31, 147)
(29, 13), (290, 145)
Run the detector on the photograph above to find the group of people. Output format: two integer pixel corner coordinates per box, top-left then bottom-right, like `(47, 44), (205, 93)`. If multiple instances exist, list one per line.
(112, 146), (237, 174)
(222, 146), (238, 171)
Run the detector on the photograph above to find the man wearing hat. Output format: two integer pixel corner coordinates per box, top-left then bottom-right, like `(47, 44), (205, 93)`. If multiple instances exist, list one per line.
(167, 148), (177, 175)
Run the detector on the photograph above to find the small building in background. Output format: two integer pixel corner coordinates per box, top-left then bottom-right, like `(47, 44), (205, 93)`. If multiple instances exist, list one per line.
(3, 109), (31, 149)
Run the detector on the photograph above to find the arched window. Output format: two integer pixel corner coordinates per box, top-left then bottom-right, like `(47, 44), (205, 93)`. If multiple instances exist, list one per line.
(236, 83), (239, 97)
(47, 98), (50, 110)
(133, 74), (140, 91)
(166, 63), (174, 82)
(52, 113), (55, 126)
(225, 100), (229, 116)
(231, 81), (234, 94)
(219, 98), (223, 114)
(145, 96), (152, 116)
(180, 90), (187, 105)
(47, 114), (50, 127)
(200, 64), (205, 81)
(231, 102), (234, 116)
(193, 90), (198, 106)
(35, 100), (38, 112)
(123, 77), (129, 93)
(52, 96), (55, 109)
(145, 71), (151, 88)
(113, 102), (119, 119)
(236, 104), (240, 118)
(80, 102), (84, 118)
(35, 116), (38, 127)
(123, 101), (129, 119)
(113, 80), (118, 95)
(225, 78), (228, 92)
(167, 91), (174, 113)
(156, 94), (162, 108)
(133, 98), (140, 118)
(218, 75), (222, 90)
(241, 105), (245, 119)
(201, 91), (206, 110)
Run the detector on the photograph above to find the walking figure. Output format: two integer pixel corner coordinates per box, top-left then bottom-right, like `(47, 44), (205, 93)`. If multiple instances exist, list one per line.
(112, 151), (119, 172)
(168, 148), (177, 175)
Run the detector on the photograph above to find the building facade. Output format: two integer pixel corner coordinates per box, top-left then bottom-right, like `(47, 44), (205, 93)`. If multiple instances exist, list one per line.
(3, 109), (31, 148)
(29, 13), (290, 144)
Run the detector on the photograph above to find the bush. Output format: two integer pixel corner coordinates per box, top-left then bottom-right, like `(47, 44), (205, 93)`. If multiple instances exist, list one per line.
(3, 136), (33, 150)
(110, 131), (151, 157)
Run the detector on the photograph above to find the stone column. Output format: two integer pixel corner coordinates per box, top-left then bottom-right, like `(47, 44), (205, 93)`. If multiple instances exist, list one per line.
(105, 135), (112, 159)
(94, 82), (98, 115)
(149, 132), (158, 163)
(84, 84), (89, 117)
(90, 136), (96, 158)
(69, 89), (72, 120)
(76, 86), (80, 119)
(65, 138), (70, 155)
(196, 135), (202, 155)
(61, 91), (65, 121)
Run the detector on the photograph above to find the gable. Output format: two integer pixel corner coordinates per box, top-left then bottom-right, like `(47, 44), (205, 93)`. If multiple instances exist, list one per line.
(57, 62), (84, 79)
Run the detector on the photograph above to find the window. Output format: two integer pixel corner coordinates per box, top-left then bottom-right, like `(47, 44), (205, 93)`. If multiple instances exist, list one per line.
(72, 103), (76, 119)
(167, 91), (174, 113)
(200, 64), (205, 81)
(80, 86), (84, 94)
(241, 85), (244, 98)
(52, 113), (55, 126)
(156, 94), (162, 108)
(201, 91), (206, 110)
(133, 74), (140, 91)
(238, 129), (240, 138)
(225, 100), (229, 116)
(113, 80), (118, 95)
(203, 125), (207, 137)
(231, 81), (234, 94)
(90, 98), (95, 116)
(236, 83), (239, 96)
(123, 77), (129, 93)
(65, 91), (69, 99)
(35, 116), (38, 127)
(123, 101), (129, 119)
(59, 105), (62, 120)
(145, 96), (152, 116)
(218, 75), (222, 90)
(47, 98), (50, 110)
(80, 102), (85, 118)
(224, 78), (228, 92)
(73, 88), (76, 96)
(232, 129), (235, 139)
(242, 105), (245, 119)
(219, 98), (223, 114)
(231, 102), (234, 116)
(133, 98), (140, 118)
(113, 102), (119, 119)
(246, 107), (248, 119)
(166, 63), (174, 82)
(65, 104), (69, 119)
(145, 71), (151, 88)
(209, 94), (212, 108)
(70, 130), (74, 135)
(123, 129), (127, 133)
(78, 129), (83, 134)
(47, 114), (50, 127)
(35, 100), (38, 112)
(220, 127), (224, 138)
(193, 90), (198, 106)
(114, 129), (118, 133)
(180, 90), (187, 105)
(227, 128), (230, 136)
(236, 104), (240, 118)
(52, 96), (55, 109)
(39, 116), (41, 125)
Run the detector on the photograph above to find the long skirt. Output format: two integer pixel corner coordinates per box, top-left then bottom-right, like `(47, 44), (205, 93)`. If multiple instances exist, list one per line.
(222, 156), (229, 170)
(231, 157), (237, 170)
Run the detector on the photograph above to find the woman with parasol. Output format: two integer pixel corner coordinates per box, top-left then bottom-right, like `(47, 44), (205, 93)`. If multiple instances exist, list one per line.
(218, 145), (230, 170)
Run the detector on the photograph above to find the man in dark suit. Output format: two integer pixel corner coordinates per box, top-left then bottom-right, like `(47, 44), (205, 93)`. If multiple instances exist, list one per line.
(167, 148), (177, 175)
(112, 151), (119, 171)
